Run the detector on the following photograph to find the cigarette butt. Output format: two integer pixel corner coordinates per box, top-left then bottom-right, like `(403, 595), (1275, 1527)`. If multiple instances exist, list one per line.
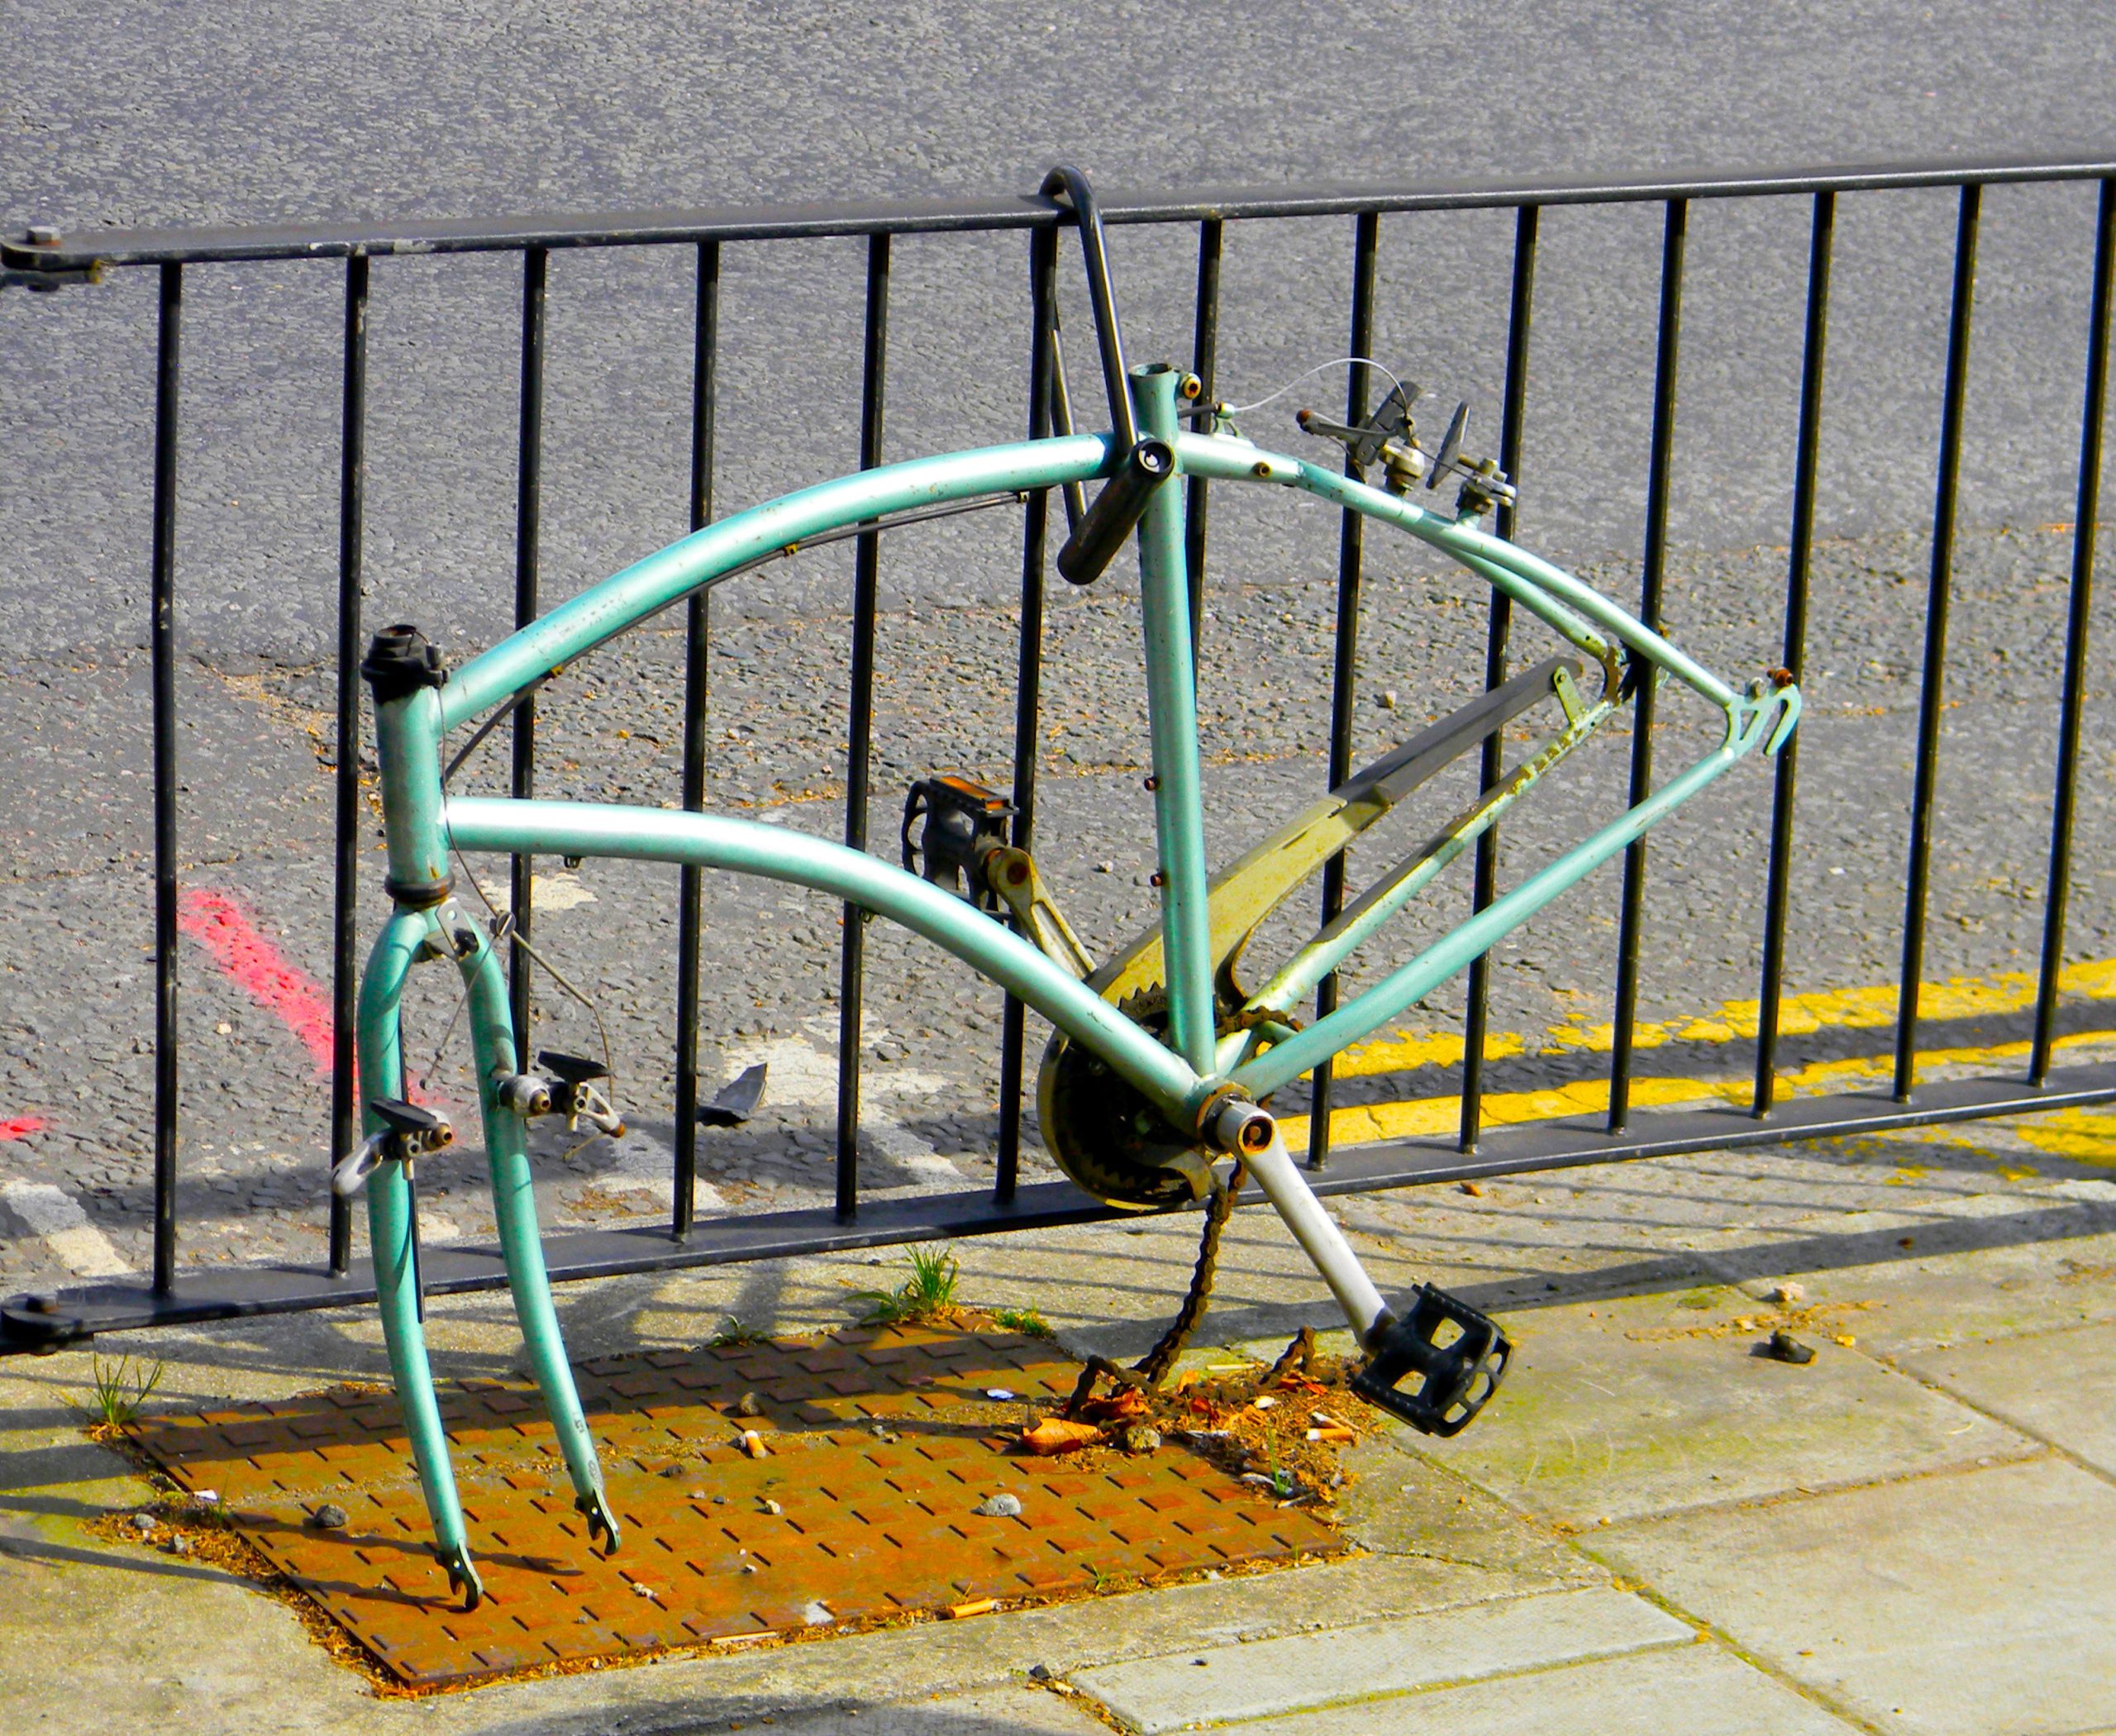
(1306, 1427), (1356, 1443)
(710, 1631), (774, 1648)
(1308, 1411), (1347, 1429)
(741, 1430), (770, 1459)
(945, 1598), (999, 1619)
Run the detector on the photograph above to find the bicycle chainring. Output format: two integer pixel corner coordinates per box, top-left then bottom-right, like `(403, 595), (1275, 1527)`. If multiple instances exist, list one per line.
(1037, 995), (1288, 1210)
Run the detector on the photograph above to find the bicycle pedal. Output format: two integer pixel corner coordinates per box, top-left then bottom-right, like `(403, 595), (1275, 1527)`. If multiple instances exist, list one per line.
(1349, 1283), (1510, 1438)
(900, 775), (1016, 909)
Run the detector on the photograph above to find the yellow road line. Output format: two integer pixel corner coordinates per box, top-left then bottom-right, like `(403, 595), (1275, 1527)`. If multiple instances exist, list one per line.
(1277, 955), (2116, 1154)
(1332, 955), (2116, 1079)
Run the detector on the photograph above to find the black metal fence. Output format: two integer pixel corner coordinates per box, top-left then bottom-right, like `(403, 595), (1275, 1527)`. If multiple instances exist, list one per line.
(2, 155), (2113, 1350)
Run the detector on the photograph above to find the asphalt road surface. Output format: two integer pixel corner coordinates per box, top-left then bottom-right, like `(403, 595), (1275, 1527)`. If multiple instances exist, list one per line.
(3, 2), (2116, 1294)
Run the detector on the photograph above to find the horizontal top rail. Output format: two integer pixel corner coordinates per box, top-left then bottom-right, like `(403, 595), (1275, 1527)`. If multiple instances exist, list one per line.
(7, 152), (2116, 272)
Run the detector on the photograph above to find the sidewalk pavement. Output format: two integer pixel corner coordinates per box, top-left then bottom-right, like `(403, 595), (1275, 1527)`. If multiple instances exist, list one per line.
(6, 1102), (2116, 1735)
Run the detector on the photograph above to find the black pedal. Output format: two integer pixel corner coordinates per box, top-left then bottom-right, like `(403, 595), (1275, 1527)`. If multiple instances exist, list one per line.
(900, 776), (1017, 910)
(1349, 1283), (1511, 1438)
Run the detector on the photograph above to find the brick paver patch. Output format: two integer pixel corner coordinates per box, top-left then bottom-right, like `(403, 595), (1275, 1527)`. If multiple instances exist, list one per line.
(127, 1323), (1342, 1687)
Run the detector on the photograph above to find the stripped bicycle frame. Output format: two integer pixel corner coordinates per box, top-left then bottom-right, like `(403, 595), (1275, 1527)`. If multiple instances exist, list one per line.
(328, 166), (1802, 1601)
(354, 355), (1799, 1599)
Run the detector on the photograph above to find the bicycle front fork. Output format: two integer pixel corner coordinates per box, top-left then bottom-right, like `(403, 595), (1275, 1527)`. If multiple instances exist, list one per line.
(350, 901), (617, 1610)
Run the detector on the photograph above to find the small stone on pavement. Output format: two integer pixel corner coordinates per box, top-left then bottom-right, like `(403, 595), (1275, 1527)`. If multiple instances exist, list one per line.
(1762, 1328), (1817, 1364)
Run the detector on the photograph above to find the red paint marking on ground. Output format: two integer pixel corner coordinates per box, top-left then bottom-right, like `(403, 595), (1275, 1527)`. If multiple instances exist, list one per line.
(177, 888), (338, 1075)
(0, 1115), (45, 1141)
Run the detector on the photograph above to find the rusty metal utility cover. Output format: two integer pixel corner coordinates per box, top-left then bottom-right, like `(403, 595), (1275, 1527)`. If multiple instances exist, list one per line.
(128, 1324), (1342, 1688)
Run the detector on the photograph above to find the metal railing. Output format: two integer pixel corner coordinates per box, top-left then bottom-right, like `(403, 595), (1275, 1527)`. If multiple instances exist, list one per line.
(2, 152), (2113, 1348)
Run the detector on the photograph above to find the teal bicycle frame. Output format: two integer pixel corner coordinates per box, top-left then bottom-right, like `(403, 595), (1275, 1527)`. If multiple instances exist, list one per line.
(356, 362), (1799, 1604)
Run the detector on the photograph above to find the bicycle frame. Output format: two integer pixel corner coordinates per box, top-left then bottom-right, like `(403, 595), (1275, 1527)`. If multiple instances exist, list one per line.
(355, 364), (1798, 1601)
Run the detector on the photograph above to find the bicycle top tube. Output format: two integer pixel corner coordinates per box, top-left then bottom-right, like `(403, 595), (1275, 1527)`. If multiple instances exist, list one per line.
(441, 424), (1752, 742)
(441, 432), (1118, 727)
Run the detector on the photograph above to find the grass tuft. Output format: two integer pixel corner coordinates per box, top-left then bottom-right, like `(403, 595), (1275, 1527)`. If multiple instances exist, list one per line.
(79, 1353), (164, 1431)
(992, 1305), (1054, 1339)
(850, 1244), (960, 1325)
(708, 1317), (772, 1348)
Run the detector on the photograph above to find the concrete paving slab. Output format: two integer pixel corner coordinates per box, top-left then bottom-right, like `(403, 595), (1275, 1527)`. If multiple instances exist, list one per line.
(1069, 1586), (1689, 1734)
(1413, 1290), (2034, 1525)
(1900, 1319), (2116, 1476)
(1332, 1433), (1602, 1590)
(1332, 1142), (1939, 1266)
(1598, 1455), (2116, 1736)
(1747, 1224), (2116, 1357)
(1210, 1643), (1860, 1734)
(733, 1682), (1112, 1734)
(1322, 1186), (1722, 1315)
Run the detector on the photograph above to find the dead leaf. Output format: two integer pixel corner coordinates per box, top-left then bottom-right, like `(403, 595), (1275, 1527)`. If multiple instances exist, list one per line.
(1075, 1390), (1150, 1425)
(1021, 1419), (1103, 1457)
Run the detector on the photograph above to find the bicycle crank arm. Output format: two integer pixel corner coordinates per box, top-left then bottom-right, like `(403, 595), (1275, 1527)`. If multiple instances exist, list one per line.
(1205, 1100), (1511, 1438)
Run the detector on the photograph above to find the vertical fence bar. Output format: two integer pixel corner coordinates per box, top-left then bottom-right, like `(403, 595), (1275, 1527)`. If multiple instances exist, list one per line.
(2030, 179), (2115, 1084)
(327, 253), (370, 1275)
(1894, 185), (1981, 1102)
(150, 262), (183, 1296)
(1607, 198), (1688, 1134)
(995, 225), (1058, 1207)
(671, 240), (721, 1238)
(1307, 210), (1380, 1171)
(836, 233), (891, 1223)
(1459, 204), (1539, 1152)
(508, 246), (549, 1045)
(1752, 193), (1836, 1117)
(1184, 218), (1223, 661)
